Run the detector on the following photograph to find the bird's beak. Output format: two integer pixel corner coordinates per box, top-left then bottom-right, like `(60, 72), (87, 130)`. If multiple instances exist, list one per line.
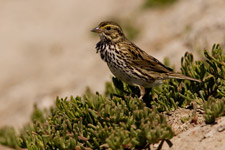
(91, 26), (101, 33)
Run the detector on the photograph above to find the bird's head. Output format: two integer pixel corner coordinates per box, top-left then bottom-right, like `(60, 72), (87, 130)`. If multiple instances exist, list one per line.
(91, 21), (126, 43)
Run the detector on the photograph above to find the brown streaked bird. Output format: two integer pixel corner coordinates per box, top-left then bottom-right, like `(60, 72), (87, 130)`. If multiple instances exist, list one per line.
(91, 21), (201, 99)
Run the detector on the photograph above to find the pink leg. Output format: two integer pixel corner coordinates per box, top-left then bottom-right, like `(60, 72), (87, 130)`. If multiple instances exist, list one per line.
(138, 85), (145, 99)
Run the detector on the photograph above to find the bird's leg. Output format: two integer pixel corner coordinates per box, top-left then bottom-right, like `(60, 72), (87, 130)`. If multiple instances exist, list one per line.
(138, 85), (145, 99)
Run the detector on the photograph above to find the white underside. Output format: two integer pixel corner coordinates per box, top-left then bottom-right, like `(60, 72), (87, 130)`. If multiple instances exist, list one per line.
(108, 63), (163, 88)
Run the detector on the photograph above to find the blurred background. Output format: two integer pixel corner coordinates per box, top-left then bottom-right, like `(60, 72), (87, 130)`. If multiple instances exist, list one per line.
(0, 0), (224, 129)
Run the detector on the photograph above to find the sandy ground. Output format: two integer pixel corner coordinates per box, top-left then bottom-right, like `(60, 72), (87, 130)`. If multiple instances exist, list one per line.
(163, 113), (225, 150)
(0, 0), (225, 149)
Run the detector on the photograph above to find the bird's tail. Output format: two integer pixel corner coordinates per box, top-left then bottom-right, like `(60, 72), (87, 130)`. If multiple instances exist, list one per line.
(167, 73), (201, 82)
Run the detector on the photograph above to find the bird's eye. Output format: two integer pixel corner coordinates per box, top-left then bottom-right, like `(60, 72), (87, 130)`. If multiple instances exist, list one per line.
(106, 26), (111, 30)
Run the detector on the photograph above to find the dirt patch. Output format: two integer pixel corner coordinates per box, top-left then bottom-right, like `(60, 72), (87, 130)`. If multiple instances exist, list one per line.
(162, 116), (225, 150)
(165, 108), (205, 135)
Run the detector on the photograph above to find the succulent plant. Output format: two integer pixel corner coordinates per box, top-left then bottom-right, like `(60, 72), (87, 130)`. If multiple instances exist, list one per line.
(0, 44), (224, 149)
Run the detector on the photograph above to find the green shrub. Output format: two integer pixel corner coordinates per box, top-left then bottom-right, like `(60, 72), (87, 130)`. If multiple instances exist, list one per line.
(143, 0), (178, 9)
(203, 97), (225, 124)
(0, 95), (173, 150)
(0, 127), (19, 149)
(0, 44), (224, 149)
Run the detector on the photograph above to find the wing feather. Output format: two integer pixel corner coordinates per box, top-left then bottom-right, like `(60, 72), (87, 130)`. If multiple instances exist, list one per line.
(122, 42), (173, 76)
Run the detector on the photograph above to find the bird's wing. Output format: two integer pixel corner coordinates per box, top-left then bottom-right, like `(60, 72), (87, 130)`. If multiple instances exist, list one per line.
(122, 42), (173, 79)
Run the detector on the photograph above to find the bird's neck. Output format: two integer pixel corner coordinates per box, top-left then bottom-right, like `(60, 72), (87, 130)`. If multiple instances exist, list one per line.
(99, 34), (126, 44)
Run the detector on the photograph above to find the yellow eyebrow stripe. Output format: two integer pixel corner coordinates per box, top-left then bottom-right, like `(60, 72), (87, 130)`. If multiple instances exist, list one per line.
(101, 24), (119, 29)
(101, 25), (110, 29)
